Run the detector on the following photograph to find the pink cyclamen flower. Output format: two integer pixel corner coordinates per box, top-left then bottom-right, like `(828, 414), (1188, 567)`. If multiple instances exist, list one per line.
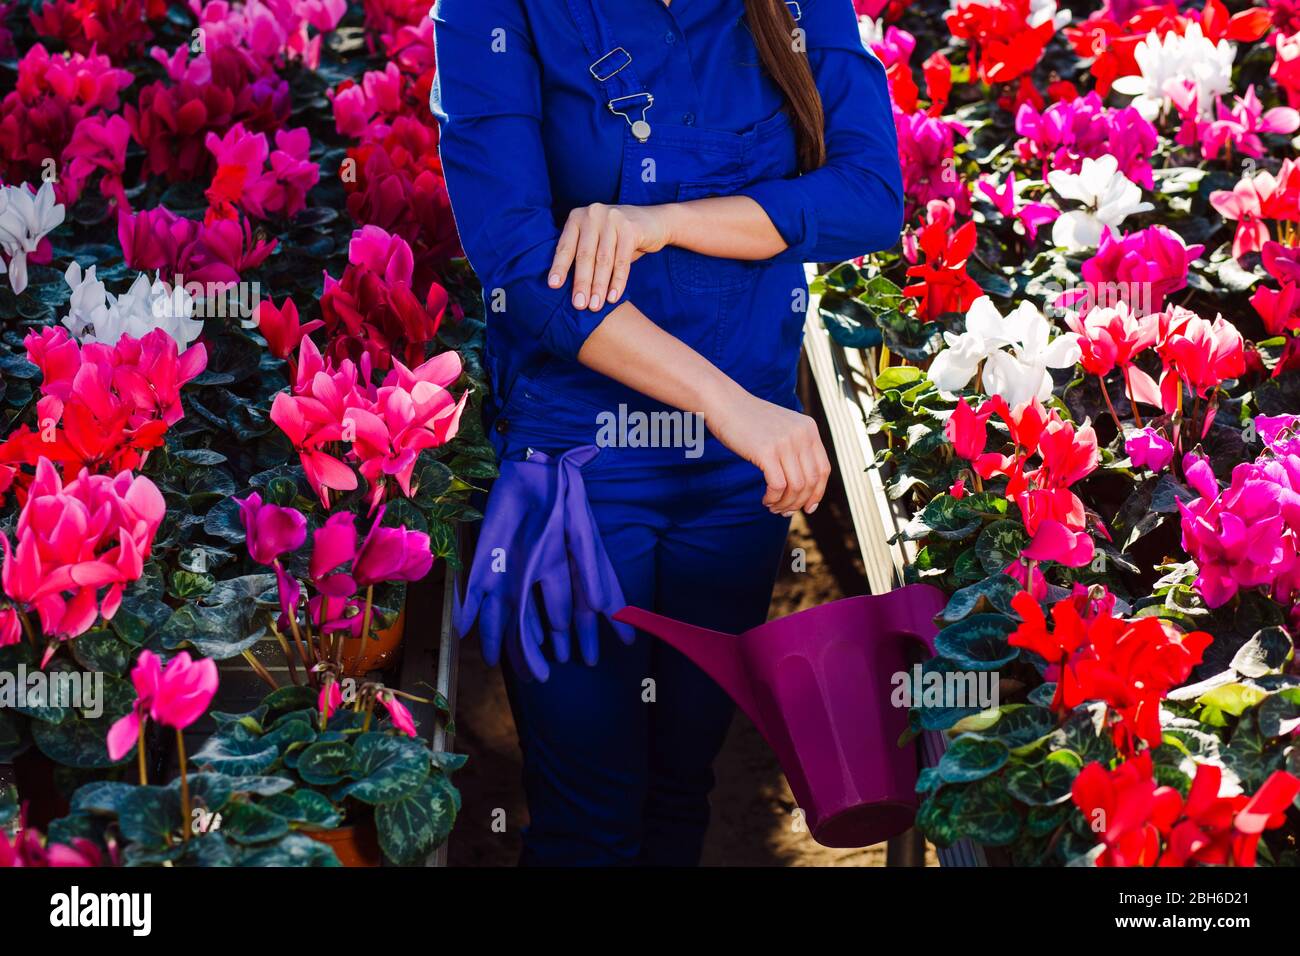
(204, 124), (320, 222)
(1155, 308), (1247, 411)
(107, 650), (219, 761)
(254, 296), (323, 362)
(379, 690), (417, 737)
(1125, 427), (1175, 472)
(318, 679), (343, 722)
(270, 391), (358, 507)
(1179, 450), (1300, 609)
(353, 506), (434, 588)
(975, 171), (1059, 241)
(236, 492), (307, 565)
(944, 398), (992, 461)
(1061, 225), (1203, 317)
(1193, 85), (1300, 161)
(894, 106), (971, 218)
(2, 460), (165, 643)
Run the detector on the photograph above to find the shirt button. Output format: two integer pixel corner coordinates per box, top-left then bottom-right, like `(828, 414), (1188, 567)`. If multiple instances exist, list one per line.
(683, 112), (695, 126)
(665, 31), (676, 44)
(495, 418), (510, 435)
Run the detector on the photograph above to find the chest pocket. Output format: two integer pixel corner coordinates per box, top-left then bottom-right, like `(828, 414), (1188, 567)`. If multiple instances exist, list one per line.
(667, 180), (760, 295)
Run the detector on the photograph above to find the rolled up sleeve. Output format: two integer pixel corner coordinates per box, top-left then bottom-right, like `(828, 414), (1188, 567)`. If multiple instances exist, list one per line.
(430, 0), (618, 361)
(737, 0), (904, 264)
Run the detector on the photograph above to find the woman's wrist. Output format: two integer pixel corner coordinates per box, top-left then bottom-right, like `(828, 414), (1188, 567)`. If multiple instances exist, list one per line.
(688, 368), (747, 423)
(655, 201), (687, 250)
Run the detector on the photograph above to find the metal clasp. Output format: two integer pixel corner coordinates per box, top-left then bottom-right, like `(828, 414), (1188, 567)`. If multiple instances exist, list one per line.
(607, 92), (654, 142)
(589, 47), (632, 83)
(786, 1), (802, 20)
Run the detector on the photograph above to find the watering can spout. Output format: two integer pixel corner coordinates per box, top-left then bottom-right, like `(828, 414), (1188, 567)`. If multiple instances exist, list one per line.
(612, 606), (765, 735)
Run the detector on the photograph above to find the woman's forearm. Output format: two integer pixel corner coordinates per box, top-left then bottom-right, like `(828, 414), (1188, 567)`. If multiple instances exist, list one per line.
(661, 196), (789, 261)
(576, 300), (742, 415)
(576, 300), (831, 516)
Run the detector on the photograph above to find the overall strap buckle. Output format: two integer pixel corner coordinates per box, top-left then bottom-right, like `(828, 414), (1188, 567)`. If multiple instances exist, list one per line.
(607, 92), (655, 143)
(589, 47), (632, 83)
(786, 1), (802, 20)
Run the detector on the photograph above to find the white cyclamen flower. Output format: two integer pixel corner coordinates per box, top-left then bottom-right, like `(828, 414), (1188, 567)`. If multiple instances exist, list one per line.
(1028, 0), (1071, 30)
(0, 182), (66, 296)
(929, 296), (1080, 406)
(1111, 23), (1234, 121)
(61, 265), (203, 352)
(1048, 155), (1153, 251)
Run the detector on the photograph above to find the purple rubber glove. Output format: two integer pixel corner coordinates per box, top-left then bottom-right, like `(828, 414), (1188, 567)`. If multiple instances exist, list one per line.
(454, 444), (634, 681)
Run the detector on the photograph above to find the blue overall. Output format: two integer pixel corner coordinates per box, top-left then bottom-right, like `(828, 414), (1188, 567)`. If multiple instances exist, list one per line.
(431, 0), (902, 866)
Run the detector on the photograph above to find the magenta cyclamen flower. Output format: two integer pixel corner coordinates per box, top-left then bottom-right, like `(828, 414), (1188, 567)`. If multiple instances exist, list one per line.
(354, 505), (434, 587)
(893, 105), (971, 217)
(379, 691), (418, 737)
(1125, 428), (1174, 473)
(236, 492), (307, 565)
(1181, 85), (1300, 162)
(1179, 452), (1300, 609)
(1015, 93), (1158, 190)
(107, 651), (219, 761)
(1060, 225), (1204, 316)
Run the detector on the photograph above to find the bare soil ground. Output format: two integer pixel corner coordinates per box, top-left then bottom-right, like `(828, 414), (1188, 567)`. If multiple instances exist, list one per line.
(447, 514), (930, 867)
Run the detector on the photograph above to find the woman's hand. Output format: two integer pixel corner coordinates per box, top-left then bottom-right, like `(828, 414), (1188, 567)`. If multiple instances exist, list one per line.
(701, 383), (832, 516)
(548, 203), (673, 311)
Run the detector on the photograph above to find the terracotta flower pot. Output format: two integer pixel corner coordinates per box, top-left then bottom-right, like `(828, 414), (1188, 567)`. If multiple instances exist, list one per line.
(306, 822), (383, 867)
(340, 606), (405, 678)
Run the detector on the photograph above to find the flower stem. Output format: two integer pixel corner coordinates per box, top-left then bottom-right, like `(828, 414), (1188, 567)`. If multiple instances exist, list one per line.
(1097, 374), (1124, 434)
(1121, 366), (1144, 429)
(361, 586), (375, 644)
(271, 625), (300, 685)
(241, 649), (279, 690)
(176, 727), (191, 845)
(137, 715), (148, 787)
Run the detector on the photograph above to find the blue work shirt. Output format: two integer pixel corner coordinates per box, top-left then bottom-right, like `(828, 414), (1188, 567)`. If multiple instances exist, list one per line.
(430, 0), (902, 422)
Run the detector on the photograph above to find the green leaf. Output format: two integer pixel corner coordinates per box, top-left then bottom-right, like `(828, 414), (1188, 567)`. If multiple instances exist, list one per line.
(237, 833), (343, 867)
(915, 785), (963, 848)
(262, 790), (342, 828)
(940, 574), (1022, 623)
(933, 613), (1018, 670)
(296, 739), (356, 786)
(1004, 752), (1081, 806)
(975, 520), (1031, 576)
(921, 495), (982, 541)
(1258, 689), (1300, 739)
(1230, 627), (1293, 678)
(119, 786), (182, 849)
(955, 776), (1021, 846)
(337, 733), (429, 805)
(193, 724), (281, 776)
(71, 781), (137, 816)
(938, 734), (1010, 783)
(876, 366), (924, 391)
(376, 776), (457, 865)
(984, 706), (1055, 748)
(221, 801), (291, 845)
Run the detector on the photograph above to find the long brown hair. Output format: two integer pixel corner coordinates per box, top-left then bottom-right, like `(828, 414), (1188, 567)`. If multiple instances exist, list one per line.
(743, 0), (826, 172)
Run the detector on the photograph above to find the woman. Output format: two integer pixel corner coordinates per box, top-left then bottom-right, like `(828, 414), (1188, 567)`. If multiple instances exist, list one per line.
(431, 0), (902, 866)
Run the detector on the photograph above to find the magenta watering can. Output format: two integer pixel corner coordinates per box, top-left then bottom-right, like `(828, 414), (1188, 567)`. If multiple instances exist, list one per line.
(614, 584), (946, 848)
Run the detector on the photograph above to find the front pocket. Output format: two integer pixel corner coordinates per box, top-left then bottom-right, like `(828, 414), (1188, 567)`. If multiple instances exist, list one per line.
(667, 181), (760, 296)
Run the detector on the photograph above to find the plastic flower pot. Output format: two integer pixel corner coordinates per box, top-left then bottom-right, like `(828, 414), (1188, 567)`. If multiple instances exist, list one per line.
(305, 820), (382, 867)
(340, 605), (406, 678)
(615, 584), (945, 848)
